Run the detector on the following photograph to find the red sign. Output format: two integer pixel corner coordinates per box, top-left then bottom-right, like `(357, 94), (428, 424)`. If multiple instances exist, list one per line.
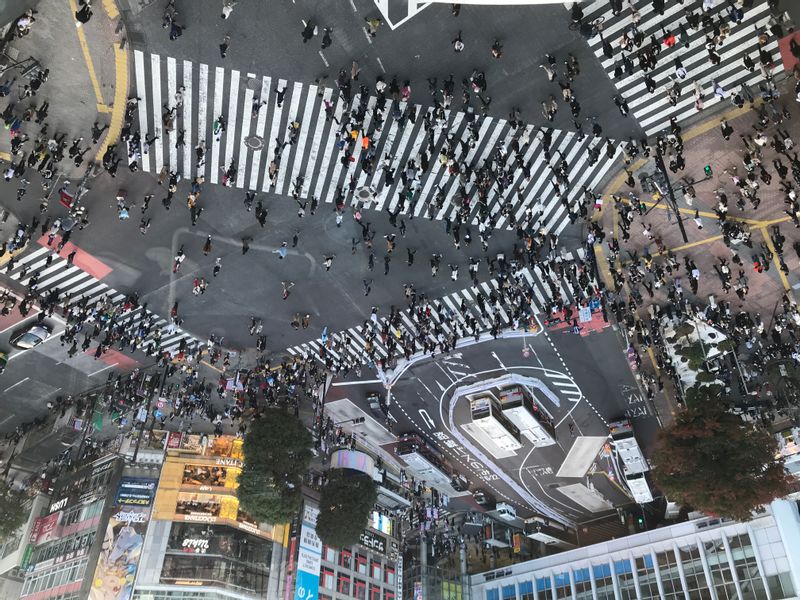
(167, 431), (183, 449)
(34, 511), (62, 545)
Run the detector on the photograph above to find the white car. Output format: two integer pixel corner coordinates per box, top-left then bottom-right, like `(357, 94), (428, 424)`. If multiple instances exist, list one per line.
(11, 324), (52, 349)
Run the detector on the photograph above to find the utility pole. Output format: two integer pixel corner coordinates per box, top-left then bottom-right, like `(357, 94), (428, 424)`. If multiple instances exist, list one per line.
(653, 150), (689, 243)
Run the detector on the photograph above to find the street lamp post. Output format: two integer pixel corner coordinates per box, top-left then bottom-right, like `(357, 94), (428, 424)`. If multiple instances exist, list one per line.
(653, 151), (689, 244)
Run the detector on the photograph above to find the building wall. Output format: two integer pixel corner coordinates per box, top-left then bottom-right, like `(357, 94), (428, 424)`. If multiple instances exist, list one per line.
(471, 502), (800, 600)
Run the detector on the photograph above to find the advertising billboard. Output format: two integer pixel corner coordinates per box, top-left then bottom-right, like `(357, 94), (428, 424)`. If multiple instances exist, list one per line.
(89, 477), (157, 600)
(294, 504), (321, 600)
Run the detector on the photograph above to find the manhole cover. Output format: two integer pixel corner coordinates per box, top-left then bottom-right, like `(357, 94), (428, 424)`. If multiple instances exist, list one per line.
(246, 135), (264, 150)
(245, 77), (262, 91)
(357, 187), (374, 201)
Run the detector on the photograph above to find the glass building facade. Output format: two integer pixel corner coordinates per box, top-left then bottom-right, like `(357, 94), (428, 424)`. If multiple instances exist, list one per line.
(474, 500), (800, 600)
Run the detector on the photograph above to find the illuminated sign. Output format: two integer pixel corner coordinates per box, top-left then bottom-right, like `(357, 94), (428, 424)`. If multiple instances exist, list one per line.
(370, 511), (393, 536)
(359, 530), (386, 554)
(181, 538), (209, 553)
(215, 458), (243, 468)
(49, 498), (68, 514)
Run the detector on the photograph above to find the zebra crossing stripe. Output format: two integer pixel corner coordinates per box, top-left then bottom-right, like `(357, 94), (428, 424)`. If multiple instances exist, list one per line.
(248, 76), (272, 192)
(151, 54), (164, 174)
(236, 80), (254, 189)
(167, 56), (178, 170)
(262, 78), (287, 193)
(210, 67), (225, 185)
(197, 62), (209, 179)
(224, 69), (240, 180)
(133, 50), (150, 172)
(275, 81), (303, 194)
(290, 85), (319, 195)
(182, 59), (193, 178)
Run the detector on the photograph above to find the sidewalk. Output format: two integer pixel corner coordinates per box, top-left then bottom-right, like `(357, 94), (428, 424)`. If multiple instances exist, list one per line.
(0, 0), (127, 174)
(593, 78), (800, 418)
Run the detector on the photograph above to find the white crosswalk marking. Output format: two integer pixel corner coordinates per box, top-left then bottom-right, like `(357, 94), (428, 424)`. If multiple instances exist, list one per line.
(133, 54), (621, 234)
(6, 245), (203, 356)
(167, 56), (178, 170)
(210, 67), (225, 185)
(285, 260), (593, 366)
(151, 54), (164, 174)
(581, 0), (784, 136)
(182, 59), (193, 178)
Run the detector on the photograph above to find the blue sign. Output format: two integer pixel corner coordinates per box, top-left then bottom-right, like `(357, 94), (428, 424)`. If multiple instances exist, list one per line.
(295, 570), (320, 600)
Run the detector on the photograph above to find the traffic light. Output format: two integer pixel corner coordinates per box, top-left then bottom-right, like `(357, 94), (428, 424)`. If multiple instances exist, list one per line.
(704, 165), (713, 177)
(637, 515), (645, 526)
(353, 417), (365, 424)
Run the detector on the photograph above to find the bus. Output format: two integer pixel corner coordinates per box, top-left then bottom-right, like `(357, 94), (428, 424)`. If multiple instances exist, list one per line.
(469, 396), (523, 453)
(498, 386), (557, 448)
(609, 420), (653, 504)
(395, 433), (456, 491)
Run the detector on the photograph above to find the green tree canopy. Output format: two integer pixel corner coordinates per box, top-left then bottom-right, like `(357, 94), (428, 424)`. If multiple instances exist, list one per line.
(236, 408), (313, 524)
(0, 481), (28, 542)
(652, 391), (792, 521)
(316, 469), (378, 548)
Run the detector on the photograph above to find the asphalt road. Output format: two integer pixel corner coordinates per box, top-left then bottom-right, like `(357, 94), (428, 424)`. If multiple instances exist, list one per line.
(326, 328), (658, 526)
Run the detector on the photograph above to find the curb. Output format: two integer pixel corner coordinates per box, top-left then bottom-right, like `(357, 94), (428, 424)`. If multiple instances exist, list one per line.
(95, 0), (129, 164)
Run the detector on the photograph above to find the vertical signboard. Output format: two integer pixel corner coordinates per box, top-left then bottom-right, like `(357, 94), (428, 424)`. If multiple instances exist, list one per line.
(89, 477), (157, 600)
(294, 504), (322, 600)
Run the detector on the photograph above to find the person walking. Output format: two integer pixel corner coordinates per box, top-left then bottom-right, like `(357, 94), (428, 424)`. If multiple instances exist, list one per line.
(219, 35), (231, 58)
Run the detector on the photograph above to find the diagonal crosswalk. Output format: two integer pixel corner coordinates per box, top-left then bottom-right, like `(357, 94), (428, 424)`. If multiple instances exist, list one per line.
(132, 50), (621, 237)
(7, 246), (200, 357)
(285, 249), (594, 368)
(581, 0), (784, 136)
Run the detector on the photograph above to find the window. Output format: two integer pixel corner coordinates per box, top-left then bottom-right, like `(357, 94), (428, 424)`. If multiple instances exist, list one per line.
(323, 545), (336, 563)
(356, 554), (368, 575)
(320, 595), (333, 600)
(384, 591), (395, 600)
(519, 580), (535, 600)
(371, 560), (382, 580)
(502, 584), (516, 599)
(486, 589), (500, 600)
(658, 549), (685, 600)
(370, 584), (382, 600)
(636, 554), (660, 600)
(767, 573), (796, 599)
(340, 549), (352, 569)
(321, 568), (335, 590)
(385, 566), (395, 586)
(338, 573), (351, 595)
(594, 563), (615, 600)
(554, 572), (571, 599)
(355, 578), (367, 600)
(679, 544), (712, 600)
(728, 534), (767, 600)
(616, 560), (636, 600)
(574, 568), (592, 600)
(704, 540), (737, 600)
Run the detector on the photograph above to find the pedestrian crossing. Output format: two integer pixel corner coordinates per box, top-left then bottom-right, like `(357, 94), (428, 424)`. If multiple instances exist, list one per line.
(7, 246), (200, 356)
(132, 50), (621, 237)
(581, 0), (784, 137)
(285, 250), (592, 367)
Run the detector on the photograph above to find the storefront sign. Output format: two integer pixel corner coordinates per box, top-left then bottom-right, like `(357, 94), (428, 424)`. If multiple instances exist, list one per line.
(294, 504), (321, 600)
(359, 530), (386, 554)
(166, 431), (183, 448)
(116, 478), (157, 506)
(89, 477), (157, 600)
(35, 512), (62, 545)
(214, 457), (243, 468)
(49, 497), (68, 514)
(181, 538), (209, 553)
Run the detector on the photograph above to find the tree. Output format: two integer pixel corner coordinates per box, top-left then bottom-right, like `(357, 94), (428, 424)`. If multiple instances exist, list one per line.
(236, 408), (312, 524)
(652, 391), (792, 521)
(0, 481), (28, 542)
(316, 469), (378, 548)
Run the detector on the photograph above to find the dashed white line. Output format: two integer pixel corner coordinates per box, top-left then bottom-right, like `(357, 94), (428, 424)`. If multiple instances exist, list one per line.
(4, 377), (29, 393)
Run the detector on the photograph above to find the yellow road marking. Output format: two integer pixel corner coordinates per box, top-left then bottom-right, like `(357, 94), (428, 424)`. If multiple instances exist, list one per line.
(664, 234), (724, 254)
(67, 0), (108, 111)
(101, 0), (120, 19)
(757, 225), (792, 294)
(96, 41), (129, 163)
(0, 151), (10, 162)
